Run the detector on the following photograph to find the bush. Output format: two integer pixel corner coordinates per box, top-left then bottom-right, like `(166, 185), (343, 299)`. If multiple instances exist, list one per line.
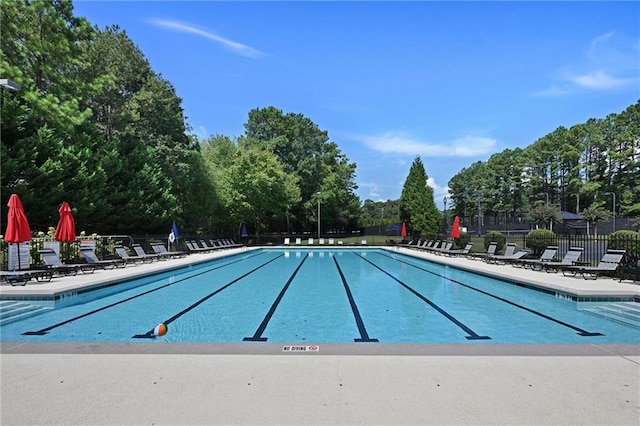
(608, 230), (639, 268)
(484, 231), (506, 252)
(455, 231), (470, 249)
(525, 229), (558, 256)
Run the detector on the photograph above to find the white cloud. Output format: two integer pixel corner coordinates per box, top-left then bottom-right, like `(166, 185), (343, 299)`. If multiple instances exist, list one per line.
(534, 32), (639, 96)
(570, 70), (633, 90)
(357, 132), (496, 157)
(428, 177), (451, 207)
(148, 19), (267, 58)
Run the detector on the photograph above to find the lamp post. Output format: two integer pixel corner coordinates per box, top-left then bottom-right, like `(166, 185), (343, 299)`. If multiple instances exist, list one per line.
(601, 192), (616, 232)
(443, 196), (448, 235)
(317, 192), (321, 239)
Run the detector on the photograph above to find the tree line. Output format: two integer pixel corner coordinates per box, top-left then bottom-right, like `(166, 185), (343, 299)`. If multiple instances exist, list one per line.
(448, 101), (640, 228)
(1, 0), (361, 239)
(2, 1), (636, 241)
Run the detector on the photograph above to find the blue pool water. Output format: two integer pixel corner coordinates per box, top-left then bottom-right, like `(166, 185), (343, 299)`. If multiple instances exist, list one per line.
(1, 248), (639, 344)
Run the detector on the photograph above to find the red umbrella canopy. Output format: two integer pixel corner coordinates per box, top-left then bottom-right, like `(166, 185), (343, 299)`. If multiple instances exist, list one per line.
(54, 201), (76, 242)
(401, 221), (407, 238)
(5, 194), (32, 243)
(450, 216), (461, 239)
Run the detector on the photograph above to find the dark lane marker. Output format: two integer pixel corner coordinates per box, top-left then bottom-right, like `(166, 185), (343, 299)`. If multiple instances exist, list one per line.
(244, 253), (309, 342)
(355, 253), (490, 340)
(377, 251), (603, 337)
(333, 257), (378, 342)
(23, 251), (269, 336)
(133, 254), (284, 338)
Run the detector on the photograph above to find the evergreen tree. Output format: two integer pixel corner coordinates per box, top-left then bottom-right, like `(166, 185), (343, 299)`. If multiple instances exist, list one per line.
(399, 156), (440, 235)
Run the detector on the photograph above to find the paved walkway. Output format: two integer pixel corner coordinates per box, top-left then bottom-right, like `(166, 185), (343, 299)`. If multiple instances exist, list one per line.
(1, 246), (639, 425)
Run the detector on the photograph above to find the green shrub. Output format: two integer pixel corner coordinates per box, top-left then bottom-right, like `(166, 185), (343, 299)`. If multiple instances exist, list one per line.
(608, 230), (639, 267)
(484, 231), (506, 252)
(525, 229), (557, 256)
(455, 231), (470, 249)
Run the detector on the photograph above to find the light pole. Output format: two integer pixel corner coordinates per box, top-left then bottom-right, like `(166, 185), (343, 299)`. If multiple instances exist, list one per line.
(317, 192), (321, 239)
(443, 196), (448, 235)
(601, 192), (616, 232)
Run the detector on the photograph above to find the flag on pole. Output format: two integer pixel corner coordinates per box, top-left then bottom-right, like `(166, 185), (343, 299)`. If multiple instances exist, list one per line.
(169, 221), (179, 243)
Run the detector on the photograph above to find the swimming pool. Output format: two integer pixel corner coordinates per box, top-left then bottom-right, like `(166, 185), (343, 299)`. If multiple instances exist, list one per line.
(1, 248), (639, 344)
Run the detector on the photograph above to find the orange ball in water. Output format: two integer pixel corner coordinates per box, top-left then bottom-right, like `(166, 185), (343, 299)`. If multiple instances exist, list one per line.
(153, 323), (167, 337)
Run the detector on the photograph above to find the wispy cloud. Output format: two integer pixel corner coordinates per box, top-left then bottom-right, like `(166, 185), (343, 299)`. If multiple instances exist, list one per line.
(356, 132), (496, 157)
(570, 70), (633, 90)
(148, 19), (267, 58)
(534, 31), (638, 96)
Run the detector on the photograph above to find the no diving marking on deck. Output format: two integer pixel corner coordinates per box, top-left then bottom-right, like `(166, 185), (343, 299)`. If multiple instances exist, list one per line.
(282, 345), (319, 352)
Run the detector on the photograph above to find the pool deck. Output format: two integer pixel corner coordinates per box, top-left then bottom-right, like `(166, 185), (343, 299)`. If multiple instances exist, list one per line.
(1, 246), (639, 425)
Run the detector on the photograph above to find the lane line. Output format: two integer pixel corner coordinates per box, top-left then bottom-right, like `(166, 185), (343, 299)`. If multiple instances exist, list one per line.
(23, 251), (269, 336)
(332, 256), (378, 342)
(378, 251), (603, 337)
(133, 254), (284, 338)
(243, 253), (309, 342)
(355, 252), (490, 340)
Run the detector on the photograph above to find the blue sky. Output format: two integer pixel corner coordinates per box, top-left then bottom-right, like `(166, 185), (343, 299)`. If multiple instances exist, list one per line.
(73, 1), (639, 208)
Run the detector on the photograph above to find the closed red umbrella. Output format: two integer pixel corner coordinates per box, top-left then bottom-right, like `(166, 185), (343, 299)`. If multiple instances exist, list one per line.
(401, 221), (407, 238)
(54, 202), (76, 242)
(5, 194), (32, 270)
(5, 194), (32, 243)
(451, 215), (461, 239)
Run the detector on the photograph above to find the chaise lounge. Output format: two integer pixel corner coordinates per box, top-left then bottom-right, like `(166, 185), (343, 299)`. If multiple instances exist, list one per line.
(559, 249), (626, 279)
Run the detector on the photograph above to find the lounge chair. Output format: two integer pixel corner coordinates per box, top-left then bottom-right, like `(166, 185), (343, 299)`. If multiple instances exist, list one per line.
(400, 239), (419, 248)
(132, 244), (163, 261)
(221, 239), (242, 248)
(319, 238), (325, 245)
(80, 247), (126, 269)
(283, 237), (290, 245)
(151, 242), (188, 258)
(559, 249), (626, 280)
(39, 248), (95, 275)
(308, 238), (314, 245)
(186, 241), (209, 253)
(490, 250), (529, 265)
(0, 269), (53, 286)
(537, 247), (584, 272)
(361, 240), (367, 246)
(444, 242), (473, 257)
(512, 246), (558, 269)
(295, 238), (302, 246)
(328, 238), (335, 245)
(415, 240), (434, 251)
(433, 241), (454, 255)
(469, 242), (498, 260)
(485, 243), (527, 264)
(115, 246), (150, 264)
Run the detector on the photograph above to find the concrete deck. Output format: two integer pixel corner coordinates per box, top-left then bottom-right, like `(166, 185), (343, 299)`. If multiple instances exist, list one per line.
(1, 246), (639, 425)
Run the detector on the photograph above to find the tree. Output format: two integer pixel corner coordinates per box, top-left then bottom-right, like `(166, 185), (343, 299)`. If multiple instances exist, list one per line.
(242, 107), (359, 233)
(399, 156), (440, 235)
(527, 205), (562, 231)
(580, 205), (611, 236)
(219, 148), (300, 241)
